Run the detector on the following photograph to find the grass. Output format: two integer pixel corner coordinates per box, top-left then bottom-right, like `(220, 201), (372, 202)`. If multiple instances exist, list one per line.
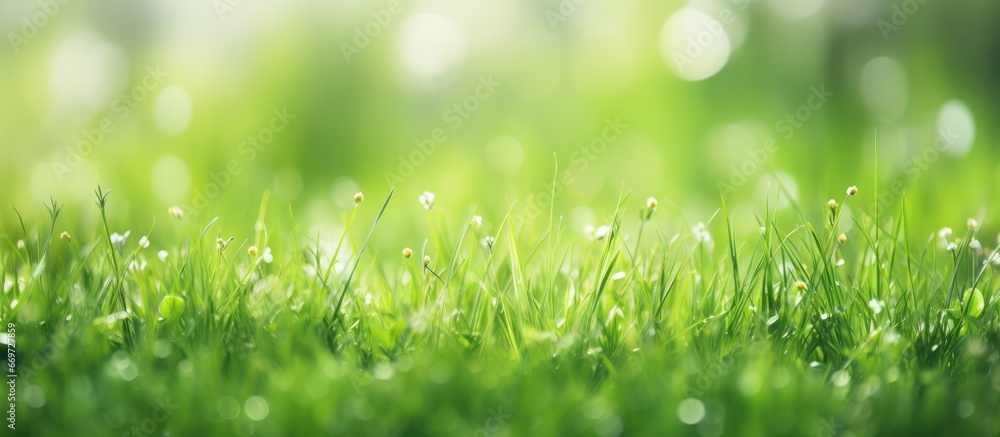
(3, 184), (1000, 437)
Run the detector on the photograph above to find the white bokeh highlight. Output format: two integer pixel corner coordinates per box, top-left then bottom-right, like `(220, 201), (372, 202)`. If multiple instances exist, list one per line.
(396, 13), (467, 93)
(153, 86), (193, 137)
(937, 100), (975, 157)
(151, 155), (191, 204)
(860, 57), (909, 123)
(660, 7), (731, 82)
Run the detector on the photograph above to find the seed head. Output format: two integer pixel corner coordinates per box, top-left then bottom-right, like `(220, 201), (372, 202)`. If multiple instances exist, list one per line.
(60, 231), (71, 242)
(646, 197), (658, 210)
(968, 218), (979, 230)
(217, 237), (234, 251)
(354, 192), (364, 205)
(423, 255), (431, 267)
(403, 248), (413, 259)
(837, 233), (847, 244)
(794, 280), (807, 291)
(16, 240), (26, 250)
(827, 199), (837, 209)
(248, 246), (259, 256)
(846, 186), (858, 197)
(167, 206), (184, 220)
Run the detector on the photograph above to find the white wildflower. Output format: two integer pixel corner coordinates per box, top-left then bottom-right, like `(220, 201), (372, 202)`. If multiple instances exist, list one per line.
(138, 236), (150, 249)
(158, 250), (169, 262)
(869, 298), (885, 315)
(261, 247), (273, 264)
(471, 215), (483, 229)
(970, 239), (982, 250)
(418, 191), (436, 210)
(110, 231), (131, 252)
(987, 252), (1000, 266)
(167, 206), (183, 220)
(692, 222), (712, 245)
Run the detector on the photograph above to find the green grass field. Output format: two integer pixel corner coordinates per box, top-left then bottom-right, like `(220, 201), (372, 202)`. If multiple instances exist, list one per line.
(3, 183), (999, 436)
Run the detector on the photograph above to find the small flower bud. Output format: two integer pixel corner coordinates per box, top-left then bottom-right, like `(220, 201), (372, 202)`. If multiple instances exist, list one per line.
(354, 192), (364, 204)
(418, 191), (436, 210)
(60, 231), (71, 242)
(968, 218), (979, 230)
(846, 186), (858, 197)
(403, 248), (413, 259)
(827, 199), (837, 209)
(16, 240), (26, 250)
(646, 197), (658, 210)
(794, 281), (807, 291)
(249, 246), (259, 256)
(837, 233), (847, 244)
(423, 255), (431, 267)
(167, 206), (184, 220)
(471, 215), (483, 229)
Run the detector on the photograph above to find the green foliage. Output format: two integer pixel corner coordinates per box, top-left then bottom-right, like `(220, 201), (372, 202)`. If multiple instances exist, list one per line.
(2, 185), (999, 436)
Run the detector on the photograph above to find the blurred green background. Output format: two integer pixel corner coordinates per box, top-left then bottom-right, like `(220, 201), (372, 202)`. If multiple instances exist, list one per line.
(1, 0), (998, 241)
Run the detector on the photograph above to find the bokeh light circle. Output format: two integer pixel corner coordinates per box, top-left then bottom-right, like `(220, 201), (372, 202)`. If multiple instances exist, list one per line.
(660, 7), (731, 82)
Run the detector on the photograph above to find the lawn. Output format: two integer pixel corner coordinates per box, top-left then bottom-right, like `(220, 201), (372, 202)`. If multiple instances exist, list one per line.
(3, 182), (999, 436)
(3, 1), (1000, 436)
